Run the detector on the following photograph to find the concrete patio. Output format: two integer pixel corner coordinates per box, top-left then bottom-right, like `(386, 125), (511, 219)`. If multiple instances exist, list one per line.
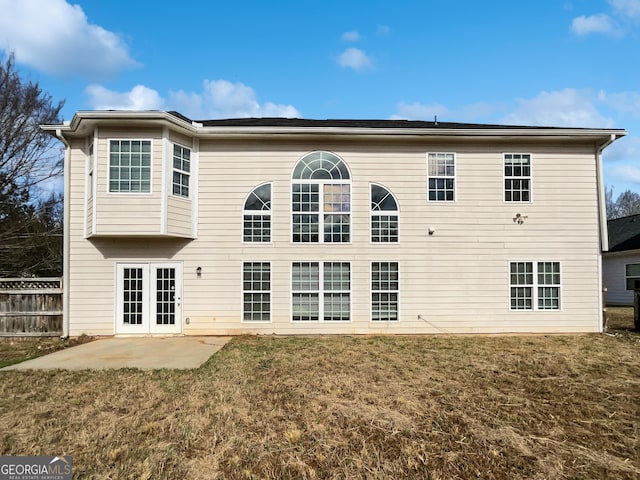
(1, 336), (232, 371)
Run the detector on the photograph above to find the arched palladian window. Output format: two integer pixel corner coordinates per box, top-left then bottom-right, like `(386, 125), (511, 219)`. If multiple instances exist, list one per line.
(243, 183), (271, 242)
(371, 184), (399, 242)
(292, 151), (351, 243)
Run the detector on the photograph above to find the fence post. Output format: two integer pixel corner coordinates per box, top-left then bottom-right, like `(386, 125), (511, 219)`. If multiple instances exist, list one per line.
(602, 287), (608, 331)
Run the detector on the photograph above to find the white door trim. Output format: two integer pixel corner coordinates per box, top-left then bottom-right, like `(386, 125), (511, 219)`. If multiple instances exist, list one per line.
(115, 262), (183, 335)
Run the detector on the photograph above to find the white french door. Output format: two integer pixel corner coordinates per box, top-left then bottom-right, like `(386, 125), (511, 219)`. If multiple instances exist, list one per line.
(116, 263), (183, 334)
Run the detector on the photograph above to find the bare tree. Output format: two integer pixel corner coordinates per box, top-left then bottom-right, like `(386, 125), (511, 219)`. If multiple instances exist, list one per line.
(606, 186), (640, 220)
(0, 53), (65, 276)
(614, 190), (640, 218)
(605, 185), (619, 220)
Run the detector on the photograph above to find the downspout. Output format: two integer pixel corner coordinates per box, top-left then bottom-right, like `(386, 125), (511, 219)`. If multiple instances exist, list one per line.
(55, 129), (71, 339)
(596, 134), (616, 333)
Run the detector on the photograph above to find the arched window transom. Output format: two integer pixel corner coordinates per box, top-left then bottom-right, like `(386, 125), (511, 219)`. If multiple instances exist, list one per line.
(292, 152), (351, 243)
(243, 183), (271, 242)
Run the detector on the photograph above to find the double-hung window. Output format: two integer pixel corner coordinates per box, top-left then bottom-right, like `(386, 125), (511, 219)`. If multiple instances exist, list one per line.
(243, 183), (271, 242)
(427, 153), (455, 201)
(242, 262), (271, 321)
(371, 184), (399, 242)
(625, 264), (640, 290)
(292, 262), (350, 321)
(172, 144), (191, 198)
(292, 152), (351, 243)
(504, 154), (531, 202)
(509, 261), (561, 310)
(371, 262), (399, 321)
(109, 140), (151, 193)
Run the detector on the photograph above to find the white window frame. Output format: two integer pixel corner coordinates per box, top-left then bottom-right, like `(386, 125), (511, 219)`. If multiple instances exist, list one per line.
(370, 183), (399, 243)
(242, 182), (272, 243)
(107, 139), (153, 194)
(371, 261), (399, 322)
(503, 153), (532, 203)
(291, 151), (352, 244)
(624, 263), (640, 290)
(172, 143), (191, 199)
(509, 261), (562, 311)
(427, 152), (456, 202)
(291, 261), (351, 322)
(242, 262), (271, 322)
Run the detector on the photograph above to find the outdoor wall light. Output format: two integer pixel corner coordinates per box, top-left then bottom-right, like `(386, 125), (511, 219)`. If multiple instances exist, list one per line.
(428, 228), (435, 236)
(513, 213), (528, 225)
(196, 267), (202, 277)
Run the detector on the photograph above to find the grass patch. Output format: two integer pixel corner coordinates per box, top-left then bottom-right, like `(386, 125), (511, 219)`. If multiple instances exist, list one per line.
(1, 311), (639, 479)
(0, 335), (93, 369)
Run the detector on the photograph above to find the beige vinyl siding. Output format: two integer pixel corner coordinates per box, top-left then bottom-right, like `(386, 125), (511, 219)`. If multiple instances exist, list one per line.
(603, 252), (640, 305)
(167, 196), (193, 237)
(86, 195), (93, 237)
(67, 135), (604, 336)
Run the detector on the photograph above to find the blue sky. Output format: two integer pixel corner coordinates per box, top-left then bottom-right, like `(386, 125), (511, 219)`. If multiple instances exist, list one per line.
(1, 0), (639, 194)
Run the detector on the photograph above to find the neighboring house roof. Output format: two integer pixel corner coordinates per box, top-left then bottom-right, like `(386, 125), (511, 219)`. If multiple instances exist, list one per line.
(608, 214), (640, 252)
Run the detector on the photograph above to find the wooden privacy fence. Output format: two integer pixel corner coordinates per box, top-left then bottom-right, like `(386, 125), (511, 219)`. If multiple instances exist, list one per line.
(0, 278), (63, 337)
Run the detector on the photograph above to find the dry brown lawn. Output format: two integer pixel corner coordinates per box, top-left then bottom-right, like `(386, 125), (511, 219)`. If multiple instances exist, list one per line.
(1, 310), (639, 479)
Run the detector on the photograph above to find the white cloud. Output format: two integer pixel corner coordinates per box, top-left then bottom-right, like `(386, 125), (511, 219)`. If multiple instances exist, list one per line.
(610, 0), (640, 20)
(571, 13), (619, 35)
(391, 101), (504, 122)
(341, 31), (361, 42)
(85, 84), (163, 110)
(501, 89), (615, 128)
(337, 48), (373, 72)
(599, 91), (640, 117)
(169, 80), (300, 119)
(391, 102), (450, 120)
(570, 0), (640, 36)
(85, 80), (299, 119)
(0, 0), (137, 78)
(376, 25), (391, 36)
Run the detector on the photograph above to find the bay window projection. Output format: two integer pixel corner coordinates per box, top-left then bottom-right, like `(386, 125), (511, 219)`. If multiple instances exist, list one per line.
(292, 152), (351, 243)
(243, 183), (272, 242)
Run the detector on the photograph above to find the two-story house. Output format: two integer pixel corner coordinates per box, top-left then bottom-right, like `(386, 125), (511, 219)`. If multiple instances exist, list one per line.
(43, 111), (625, 336)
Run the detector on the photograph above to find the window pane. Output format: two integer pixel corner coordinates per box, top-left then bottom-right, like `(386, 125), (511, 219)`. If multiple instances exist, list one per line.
(372, 262), (399, 321)
(371, 184), (398, 211)
(292, 293), (319, 321)
(504, 154), (531, 202)
(427, 154), (455, 202)
(324, 293), (350, 321)
(243, 263), (270, 321)
(109, 140), (151, 193)
(324, 214), (350, 243)
(324, 262), (350, 290)
(626, 264), (640, 277)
